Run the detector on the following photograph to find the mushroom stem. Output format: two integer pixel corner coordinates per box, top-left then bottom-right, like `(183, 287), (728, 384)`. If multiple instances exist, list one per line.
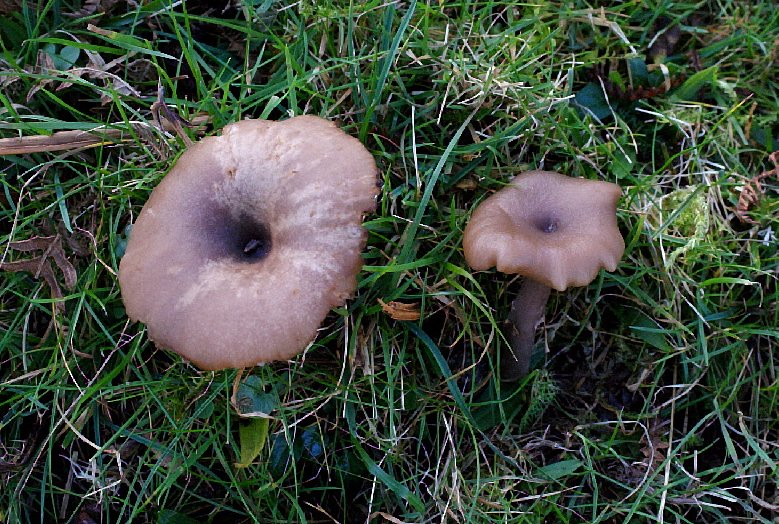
(503, 278), (551, 381)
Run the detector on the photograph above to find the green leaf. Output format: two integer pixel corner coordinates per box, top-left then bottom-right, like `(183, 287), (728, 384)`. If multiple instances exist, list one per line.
(41, 43), (80, 70)
(671, 66), (718, 101)
(194, 397), (214, 420)
(611, 147), (637, 179)
(628, 58), (649, 85)
(235, 417), (269, 469)
(301, 426), (324, 459)
(59, 45), (80, 68)
(114, 224), (132, 259)
(269, 433), (296, 478)
(574, 82), (611, 120)
(630, 316), (672, 352)
(536, 459), (582, 481)
(234, 375), (278, 416)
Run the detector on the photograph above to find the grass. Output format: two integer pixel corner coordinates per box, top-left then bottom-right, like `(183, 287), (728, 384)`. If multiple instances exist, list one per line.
(1, 0), (777, 522)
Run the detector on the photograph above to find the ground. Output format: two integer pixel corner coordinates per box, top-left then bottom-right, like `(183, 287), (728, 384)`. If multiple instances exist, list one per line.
(0, 1), (777, 523)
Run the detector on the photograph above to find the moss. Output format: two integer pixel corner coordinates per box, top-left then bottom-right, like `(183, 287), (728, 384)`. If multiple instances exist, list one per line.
(659, 184), (711, 268)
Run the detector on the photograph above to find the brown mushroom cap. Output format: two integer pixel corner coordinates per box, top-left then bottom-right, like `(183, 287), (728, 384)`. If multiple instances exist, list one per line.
(463, 170), (624, 291)
(118, 116), (378, 370)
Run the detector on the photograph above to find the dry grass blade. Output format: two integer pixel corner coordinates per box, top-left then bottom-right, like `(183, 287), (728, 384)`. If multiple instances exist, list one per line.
(378, 299), (421, 321)
(0, 112), (211, 156)
(0, 129), (127, 155)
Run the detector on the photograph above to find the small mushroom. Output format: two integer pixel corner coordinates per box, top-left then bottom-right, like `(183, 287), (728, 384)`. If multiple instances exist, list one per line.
(118, 116), (379, 370)
(463, 170), (624, 381)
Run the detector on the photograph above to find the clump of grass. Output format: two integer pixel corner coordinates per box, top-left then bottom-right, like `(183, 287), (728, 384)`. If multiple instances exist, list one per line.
(1, 1), (776, 522)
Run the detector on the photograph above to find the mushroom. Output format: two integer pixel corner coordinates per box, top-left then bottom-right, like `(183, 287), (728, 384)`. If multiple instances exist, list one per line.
(462, 170), (624, 381)
(118, 116), (379, 370)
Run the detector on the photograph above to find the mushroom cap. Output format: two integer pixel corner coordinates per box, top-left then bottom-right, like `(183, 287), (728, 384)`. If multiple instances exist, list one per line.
(463, 170), (624, 291)
(118, 116), (379, 370)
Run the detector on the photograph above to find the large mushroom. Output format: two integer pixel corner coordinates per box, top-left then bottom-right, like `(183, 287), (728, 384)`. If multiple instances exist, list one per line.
(463, 170), (624, 381)
(118, 116), (379, 370)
